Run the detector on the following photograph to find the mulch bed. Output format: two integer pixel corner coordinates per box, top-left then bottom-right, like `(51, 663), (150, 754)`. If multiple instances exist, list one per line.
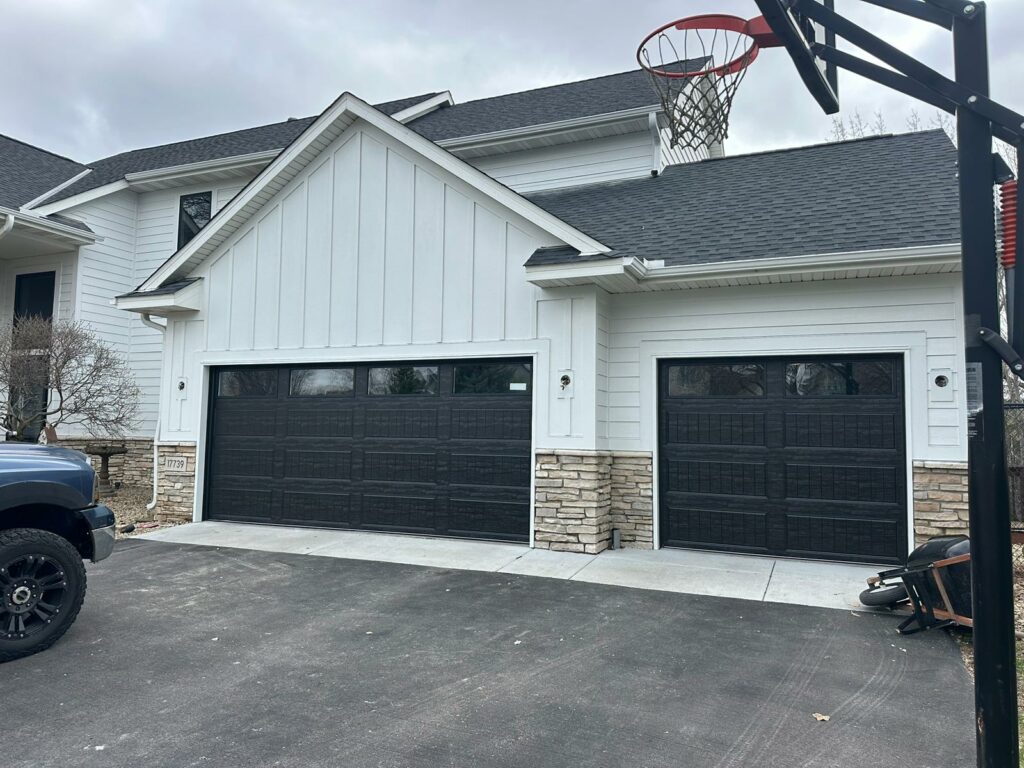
(98, 486), (183, 539)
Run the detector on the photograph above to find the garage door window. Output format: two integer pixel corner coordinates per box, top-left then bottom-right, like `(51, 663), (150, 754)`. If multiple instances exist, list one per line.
(667, 363), (765, 397)
(218, 369), (277, 397)
(289, 368), (354, 396)
(785, 361), (895, 397)
(453, 362), (532, 394)
(368, 366), (439, 396)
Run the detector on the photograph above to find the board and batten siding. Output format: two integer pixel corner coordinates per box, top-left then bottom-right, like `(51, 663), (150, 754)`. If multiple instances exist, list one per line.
(601, 273), (967, 463)
(469, 132), (656, 193)
(159, 120), (604, 450)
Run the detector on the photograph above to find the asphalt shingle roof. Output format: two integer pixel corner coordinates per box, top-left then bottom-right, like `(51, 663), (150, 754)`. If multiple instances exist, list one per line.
(406, 67), (666, 142)
(523, 129), (961, 267)
(0, 134), (87, 208)
(45, 93), (437, 205)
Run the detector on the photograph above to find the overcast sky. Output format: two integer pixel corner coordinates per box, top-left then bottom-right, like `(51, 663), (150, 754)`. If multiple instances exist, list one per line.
(2, 0), (1022, 162)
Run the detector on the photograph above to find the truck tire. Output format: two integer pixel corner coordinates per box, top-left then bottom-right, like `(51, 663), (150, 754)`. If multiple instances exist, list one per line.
(0, 528), (87, 663)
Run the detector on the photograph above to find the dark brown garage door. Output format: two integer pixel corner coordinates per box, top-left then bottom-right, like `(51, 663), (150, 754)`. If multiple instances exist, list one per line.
(204, 359), (532, 542)
(658, 356), (907, 564)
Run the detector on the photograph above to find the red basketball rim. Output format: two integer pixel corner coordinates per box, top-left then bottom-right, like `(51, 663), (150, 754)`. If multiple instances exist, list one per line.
(636, 14), (761, 79)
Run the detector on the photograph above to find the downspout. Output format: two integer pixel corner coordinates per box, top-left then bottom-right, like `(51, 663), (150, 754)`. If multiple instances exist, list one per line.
(141, 313), (166, 511)
(0, 212), (14, 241)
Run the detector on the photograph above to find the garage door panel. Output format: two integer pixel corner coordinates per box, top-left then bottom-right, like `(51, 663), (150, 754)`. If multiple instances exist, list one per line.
(662, 411), (769, 447)
(450, 408), (531, 441)
(448, 499), (528, 541)
(659, 355), (907, 563)
(206, 360), (531, 541)
(784, 412), (898, 449)
(663, 505), (770, 551)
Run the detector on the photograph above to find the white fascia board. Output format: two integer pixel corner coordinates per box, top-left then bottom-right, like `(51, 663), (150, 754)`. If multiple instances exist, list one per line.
(436, 105), (662, 151)
(123, 150), (280, 186)
(114, 281), (202, 314)
(29, 179), (131, 216)
(0, 206), (99, 244)
(631, 243), (963, 284)
(391, 91), (454, 123)
(526, 243), (962, 290)
(20, 168), (94, 211)
(140, 92), (610, 292)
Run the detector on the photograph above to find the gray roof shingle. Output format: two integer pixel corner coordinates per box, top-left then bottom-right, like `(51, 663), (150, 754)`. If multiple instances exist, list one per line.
(44, 93), (437, 205)
(0, 134), (87, 208)
(523, 130), (961, 267)
(38, 66), (680, 206)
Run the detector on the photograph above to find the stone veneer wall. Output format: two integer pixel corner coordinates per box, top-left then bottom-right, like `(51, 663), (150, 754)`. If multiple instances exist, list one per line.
(534, 450), (654, 554)
(912, 461), (969, 543)
(58, 437), (154, 489)
(154, 443), (198, 523)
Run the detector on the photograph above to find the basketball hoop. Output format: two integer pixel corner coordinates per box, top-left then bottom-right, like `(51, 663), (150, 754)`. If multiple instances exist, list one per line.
(637, 15), (777, 153)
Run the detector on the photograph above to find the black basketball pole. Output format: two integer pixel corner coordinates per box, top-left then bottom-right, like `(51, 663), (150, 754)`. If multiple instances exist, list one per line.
(952, 4), (1019, 765)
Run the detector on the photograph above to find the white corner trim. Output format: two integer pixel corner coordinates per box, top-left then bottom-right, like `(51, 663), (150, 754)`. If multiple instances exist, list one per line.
(21, 168), (94, 211)
(28, 179), (131, 217)
(391, 91), (454, 123)
(139, 92), (610, 292)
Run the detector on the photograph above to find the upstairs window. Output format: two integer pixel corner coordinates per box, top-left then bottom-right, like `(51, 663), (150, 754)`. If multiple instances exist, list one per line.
(178, 191), (213, 249)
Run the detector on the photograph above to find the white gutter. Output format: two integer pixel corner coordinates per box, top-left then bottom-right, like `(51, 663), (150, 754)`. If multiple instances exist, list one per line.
(0, 212), (13, 241)
(140, 313), (166, 511)
(123, 150), (280, 185)
(435, 104), (663, 150)
(0, 206), (99, 243)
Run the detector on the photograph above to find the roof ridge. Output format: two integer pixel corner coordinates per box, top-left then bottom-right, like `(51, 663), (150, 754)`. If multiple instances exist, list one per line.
(0, 133), (85, 167)
(443, 66), (656, 109)
(698, 128), (950, 164)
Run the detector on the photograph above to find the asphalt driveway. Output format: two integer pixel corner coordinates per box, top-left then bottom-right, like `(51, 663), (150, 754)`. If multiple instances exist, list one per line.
(4, 540), (973, 767)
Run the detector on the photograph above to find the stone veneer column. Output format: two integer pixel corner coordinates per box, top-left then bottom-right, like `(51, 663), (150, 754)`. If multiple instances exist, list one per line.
(60, 437), (155, 489)
(912, 461), (969, 543)
(534, 451), (613, 554)
(609, 452), (654, 548)
(154, 443), (198, 523)
(533, 450), (656, 553)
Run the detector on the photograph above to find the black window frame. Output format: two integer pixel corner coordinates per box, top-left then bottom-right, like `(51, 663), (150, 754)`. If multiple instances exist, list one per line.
(288, 367), (355, 397)
(13, 270), (56, 325)
(367, 365), (440, 396)
(216, 368), (279, 398)
(177, 191), (213, 250)
(665, 362), (767, 398)
(452, 361), (533, 396)
(784, 359), (898, 398)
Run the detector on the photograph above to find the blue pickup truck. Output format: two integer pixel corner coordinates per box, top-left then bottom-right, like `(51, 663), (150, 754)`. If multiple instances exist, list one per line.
(0, 443), (115, 662)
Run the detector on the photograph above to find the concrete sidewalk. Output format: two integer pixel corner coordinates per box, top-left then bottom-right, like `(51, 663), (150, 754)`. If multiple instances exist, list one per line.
(140, 521), (878, 611)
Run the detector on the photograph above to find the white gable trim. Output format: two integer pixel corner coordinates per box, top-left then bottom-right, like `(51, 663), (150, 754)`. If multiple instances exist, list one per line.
(391, 91), (454, 123)
(137, 93), (609, 292)
(28, 179), (131, 216)
(20, 168), (94, 211)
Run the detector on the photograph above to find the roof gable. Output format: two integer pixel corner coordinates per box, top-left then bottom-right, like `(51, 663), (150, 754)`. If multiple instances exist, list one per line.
(136, 93), (609, 292)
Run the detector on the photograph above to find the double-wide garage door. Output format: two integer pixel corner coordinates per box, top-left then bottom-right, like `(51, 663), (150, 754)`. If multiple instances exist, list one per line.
(205, 360), (532, 542)
(659, 356), (907, 564)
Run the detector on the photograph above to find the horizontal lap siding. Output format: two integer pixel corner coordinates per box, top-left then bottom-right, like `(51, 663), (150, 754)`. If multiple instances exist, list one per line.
(605, 275), (965, 462)
(470, 132), (654, 193)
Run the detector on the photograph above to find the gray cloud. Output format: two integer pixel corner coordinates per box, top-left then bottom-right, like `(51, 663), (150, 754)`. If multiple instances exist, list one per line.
(2, 0), (1021, 162)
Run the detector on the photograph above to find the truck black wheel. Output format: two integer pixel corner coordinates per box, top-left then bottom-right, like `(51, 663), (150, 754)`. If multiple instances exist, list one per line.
(0, 528), (87, 663)
(859, 583), (908, 608)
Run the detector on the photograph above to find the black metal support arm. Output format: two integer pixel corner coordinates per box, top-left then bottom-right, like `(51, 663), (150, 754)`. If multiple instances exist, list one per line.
(797, 0), (1024, 143)
(977, 327), (1024, 378)
(861, 0), (952, 29)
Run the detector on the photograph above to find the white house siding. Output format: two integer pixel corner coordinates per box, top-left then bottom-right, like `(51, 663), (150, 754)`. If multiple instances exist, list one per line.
(158, 120), (605, 455)
(603, 273), (967, 464)
(129, 178), (257, 436)
(0, 250), (76, 324)
(469, 132), (655, 193)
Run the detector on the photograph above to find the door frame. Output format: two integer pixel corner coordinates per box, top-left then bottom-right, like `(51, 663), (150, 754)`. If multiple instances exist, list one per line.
(641, 339), (919, 559)
(190, 345), (542, 545)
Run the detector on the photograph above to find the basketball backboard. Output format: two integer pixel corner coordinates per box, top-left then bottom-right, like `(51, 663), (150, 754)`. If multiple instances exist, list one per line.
(753, 0), (840, 114)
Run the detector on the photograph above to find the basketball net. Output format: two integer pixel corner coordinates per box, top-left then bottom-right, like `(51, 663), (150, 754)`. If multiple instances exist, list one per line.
(637, 15), (762, 153)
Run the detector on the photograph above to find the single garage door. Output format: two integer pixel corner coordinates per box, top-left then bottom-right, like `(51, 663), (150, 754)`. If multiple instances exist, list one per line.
(658, 356), (907, 564)
(205, 359), (532, 542)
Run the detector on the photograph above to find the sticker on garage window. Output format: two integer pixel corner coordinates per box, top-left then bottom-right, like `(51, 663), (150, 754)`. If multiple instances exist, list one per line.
(509, 382), (528, 391)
